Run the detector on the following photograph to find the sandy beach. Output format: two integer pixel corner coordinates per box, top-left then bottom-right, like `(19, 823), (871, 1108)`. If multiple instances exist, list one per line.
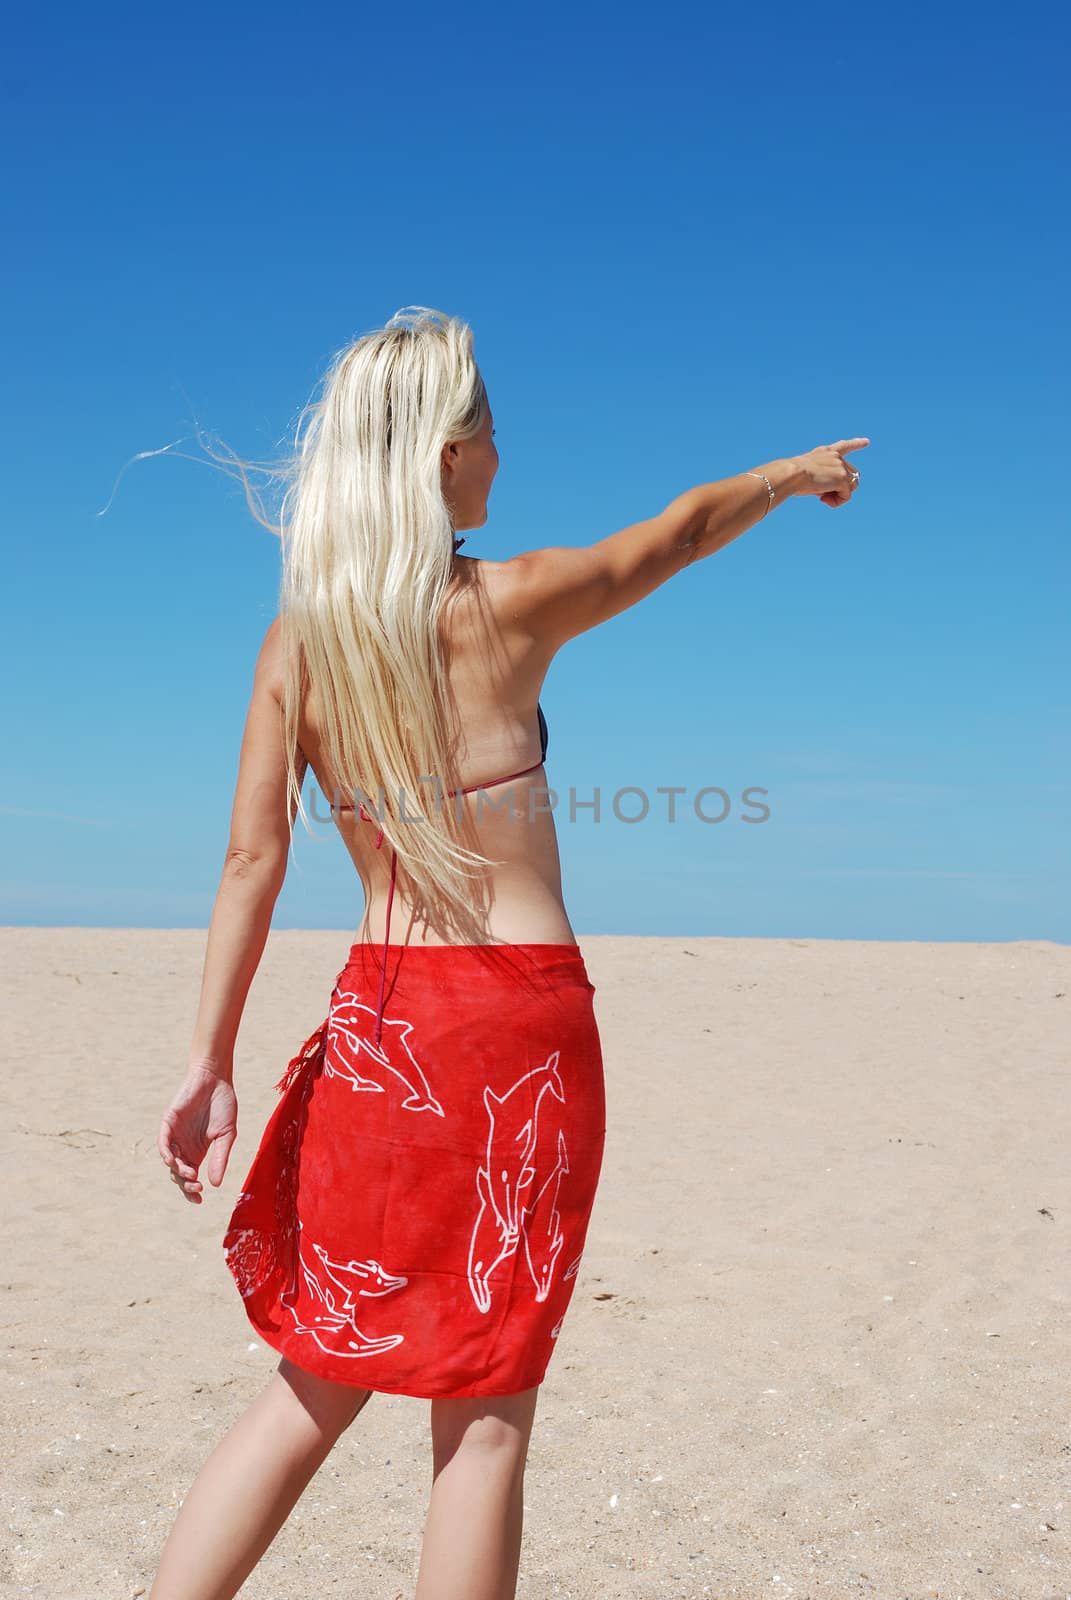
(2, 927), (1068, 1599)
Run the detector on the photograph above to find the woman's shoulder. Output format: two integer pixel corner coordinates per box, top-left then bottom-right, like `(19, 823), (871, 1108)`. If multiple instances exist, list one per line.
(253, 615), (285, 701)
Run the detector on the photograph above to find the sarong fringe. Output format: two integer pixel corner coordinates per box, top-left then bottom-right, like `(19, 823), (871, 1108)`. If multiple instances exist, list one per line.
(273, 1018), (329, 1095)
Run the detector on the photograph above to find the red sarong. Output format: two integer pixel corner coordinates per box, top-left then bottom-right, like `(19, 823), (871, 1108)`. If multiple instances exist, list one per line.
(222, 941), (606, 1398)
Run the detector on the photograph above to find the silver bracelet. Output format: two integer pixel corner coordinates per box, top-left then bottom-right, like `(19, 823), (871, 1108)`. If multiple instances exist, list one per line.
(743, 470), (776, 519)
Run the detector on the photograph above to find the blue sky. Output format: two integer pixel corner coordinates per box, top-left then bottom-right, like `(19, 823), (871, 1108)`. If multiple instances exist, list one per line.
(2, 3), (1067, 940)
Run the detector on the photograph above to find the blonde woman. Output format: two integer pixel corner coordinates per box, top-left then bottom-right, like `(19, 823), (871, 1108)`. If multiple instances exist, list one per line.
(151, 305), (868, 1600)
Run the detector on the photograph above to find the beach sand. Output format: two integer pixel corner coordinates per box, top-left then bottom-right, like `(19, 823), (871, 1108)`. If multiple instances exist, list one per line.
(2, 927), (1068, 1599)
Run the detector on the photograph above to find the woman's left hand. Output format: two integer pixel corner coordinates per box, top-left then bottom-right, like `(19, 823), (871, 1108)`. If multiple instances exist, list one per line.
(157, 1065), (239, 1205)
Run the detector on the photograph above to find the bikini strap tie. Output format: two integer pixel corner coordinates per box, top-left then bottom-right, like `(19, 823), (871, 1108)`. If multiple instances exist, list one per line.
(360, 756), (545, 1048)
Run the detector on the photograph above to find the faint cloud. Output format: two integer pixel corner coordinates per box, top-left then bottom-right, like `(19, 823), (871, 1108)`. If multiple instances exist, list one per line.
(0, 807), (116, 828)
(776, 779), (963, 808)
(785, 867), (1033, 880)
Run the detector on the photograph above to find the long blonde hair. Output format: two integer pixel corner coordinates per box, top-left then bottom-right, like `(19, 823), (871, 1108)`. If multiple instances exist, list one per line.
(278, 306), (500, 944)
(135, 306), (508, 945)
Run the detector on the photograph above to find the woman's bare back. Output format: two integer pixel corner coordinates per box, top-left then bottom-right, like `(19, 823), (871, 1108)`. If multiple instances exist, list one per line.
(291, 552), (577, 948)
(271, 449), (831, 949)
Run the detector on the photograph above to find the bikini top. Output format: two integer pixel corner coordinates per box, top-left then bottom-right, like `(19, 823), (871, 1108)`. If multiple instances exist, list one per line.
(333, 534), (549, 1044)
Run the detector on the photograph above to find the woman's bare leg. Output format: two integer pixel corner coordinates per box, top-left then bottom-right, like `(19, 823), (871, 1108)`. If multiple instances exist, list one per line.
(415, 1385), (541, 1600)
(148, 1357), (373, 1600)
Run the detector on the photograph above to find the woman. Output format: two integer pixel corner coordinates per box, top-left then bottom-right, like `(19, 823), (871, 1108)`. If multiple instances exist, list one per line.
(151, 305), (868, 1600)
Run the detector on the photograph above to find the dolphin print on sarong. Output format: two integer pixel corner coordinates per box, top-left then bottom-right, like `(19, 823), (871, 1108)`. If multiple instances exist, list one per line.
(281, 1224), (409, 1359)
(322, 989), (445, 1117)
(466, 1050), (570, 1313)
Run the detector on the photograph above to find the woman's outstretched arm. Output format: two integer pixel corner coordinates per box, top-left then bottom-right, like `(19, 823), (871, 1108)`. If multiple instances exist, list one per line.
(186, 617), (306, 1081)
(500, 439), (869, 653)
